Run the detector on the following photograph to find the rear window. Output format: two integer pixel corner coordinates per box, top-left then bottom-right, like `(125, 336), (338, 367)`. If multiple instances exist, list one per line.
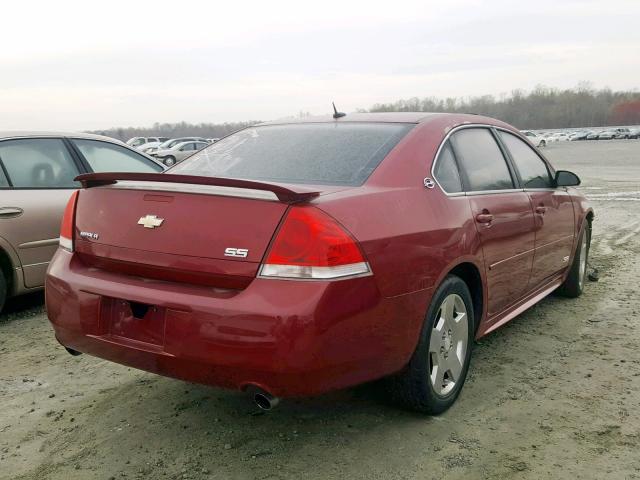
(169, 123), (413, 186)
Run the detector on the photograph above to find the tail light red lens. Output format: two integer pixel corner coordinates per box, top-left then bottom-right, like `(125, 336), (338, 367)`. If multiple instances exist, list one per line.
(59, 191), (79, 251)
(260, 206), (370, 280)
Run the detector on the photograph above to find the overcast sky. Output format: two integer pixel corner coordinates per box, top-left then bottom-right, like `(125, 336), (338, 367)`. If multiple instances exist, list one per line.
(1, 0), (638, 130)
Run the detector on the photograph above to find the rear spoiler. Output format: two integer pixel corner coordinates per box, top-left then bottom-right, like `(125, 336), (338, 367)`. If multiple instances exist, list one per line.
(75, 172), (321, 203)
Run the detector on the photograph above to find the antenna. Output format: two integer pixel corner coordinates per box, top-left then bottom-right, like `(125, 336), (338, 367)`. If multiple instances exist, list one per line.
(332, 102), (346, 119)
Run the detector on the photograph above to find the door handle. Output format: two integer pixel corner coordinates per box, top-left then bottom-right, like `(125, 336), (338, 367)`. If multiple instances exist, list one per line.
(535, 206), (547, 215)
(475, 213), (494, 224)
(0, 207), (23, 218)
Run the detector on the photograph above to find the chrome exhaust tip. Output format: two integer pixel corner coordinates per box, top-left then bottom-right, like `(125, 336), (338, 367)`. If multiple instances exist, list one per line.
(252, 390), (279, 411)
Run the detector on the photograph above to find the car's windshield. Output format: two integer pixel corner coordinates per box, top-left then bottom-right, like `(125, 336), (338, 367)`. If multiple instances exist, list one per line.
(168, 123), (413, 186)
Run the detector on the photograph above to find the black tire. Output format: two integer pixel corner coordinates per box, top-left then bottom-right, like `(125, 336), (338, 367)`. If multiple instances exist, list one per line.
(163, 156), (176, 167)
(388, 275), (474, 414)
(0, 270), (6, 314)
(557, 222), (591, 298)
(540, 140), (546, 148)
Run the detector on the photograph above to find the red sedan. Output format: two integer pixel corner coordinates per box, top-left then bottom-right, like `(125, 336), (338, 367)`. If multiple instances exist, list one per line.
(46, 113), (593, 413)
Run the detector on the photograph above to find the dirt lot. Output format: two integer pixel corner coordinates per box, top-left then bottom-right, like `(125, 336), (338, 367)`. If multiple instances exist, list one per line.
(1, 140), (640, 480)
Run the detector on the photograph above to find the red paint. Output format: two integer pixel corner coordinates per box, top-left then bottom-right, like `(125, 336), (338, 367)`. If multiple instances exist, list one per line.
(46, 113), (592, 397)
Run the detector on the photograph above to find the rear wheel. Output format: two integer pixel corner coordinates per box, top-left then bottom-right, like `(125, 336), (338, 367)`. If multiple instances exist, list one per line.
(558, 222), (590, 298)
(389, 275), (474, 414)
(0, 271), (6, 314)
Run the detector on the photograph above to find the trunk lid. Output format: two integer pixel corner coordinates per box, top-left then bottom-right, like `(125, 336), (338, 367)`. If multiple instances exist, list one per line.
(73, 174), (328, 289)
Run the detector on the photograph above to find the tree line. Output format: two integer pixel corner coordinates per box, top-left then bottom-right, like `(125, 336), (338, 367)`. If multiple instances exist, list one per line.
(364, 84), (640, 129)
(92, 84), (640, 139)
(92, 120), (260, 142)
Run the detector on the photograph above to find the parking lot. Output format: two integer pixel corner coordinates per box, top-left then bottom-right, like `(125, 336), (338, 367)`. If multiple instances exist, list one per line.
(1, 140), (639, 480)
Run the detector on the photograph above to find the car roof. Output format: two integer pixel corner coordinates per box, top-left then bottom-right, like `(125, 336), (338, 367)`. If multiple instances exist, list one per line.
(259, 112), (445, 125)
(0, 131), (120, 143)
(257, 112), (514, 130)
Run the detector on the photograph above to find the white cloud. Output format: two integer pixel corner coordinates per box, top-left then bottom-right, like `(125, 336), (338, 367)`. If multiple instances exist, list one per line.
(1, 0), (639, 130)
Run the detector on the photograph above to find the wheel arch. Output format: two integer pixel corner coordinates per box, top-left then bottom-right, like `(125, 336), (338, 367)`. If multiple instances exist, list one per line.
(0, 245), (16, 296)
(447, 261), (484, 334)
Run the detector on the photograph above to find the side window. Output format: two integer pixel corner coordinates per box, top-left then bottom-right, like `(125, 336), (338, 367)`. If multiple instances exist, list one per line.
(72, 139), (163, 173)
(0, 139), (79, 188)
(498, 131), (552, 188)
(452, 128), (514, 191)
(433, 142), (463, 193)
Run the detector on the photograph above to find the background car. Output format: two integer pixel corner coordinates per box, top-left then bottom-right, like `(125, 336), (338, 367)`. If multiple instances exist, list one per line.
(126, 137), (169, 149)
(144, 137), (209, 155)
(613, 128), (632, 139)
(586, 131), (602, 140)
(520, 130), (546, 147)
(570, 130), (591, 141)
(598, 130), (616, 140)
(46, 113), (592, 414)
(137, 141), (165, 154)
(0, 132), (164, 312)
(550, 132), (570, 142)
(629, 128), (640, 139)
(150, 140), (209, 166)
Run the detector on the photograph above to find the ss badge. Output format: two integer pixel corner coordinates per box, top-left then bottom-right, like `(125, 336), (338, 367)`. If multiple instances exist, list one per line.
(224, 247), (249, 258)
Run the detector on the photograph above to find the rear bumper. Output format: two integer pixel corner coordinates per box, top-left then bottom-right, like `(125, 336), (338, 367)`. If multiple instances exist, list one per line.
(46, 249), (430, 397)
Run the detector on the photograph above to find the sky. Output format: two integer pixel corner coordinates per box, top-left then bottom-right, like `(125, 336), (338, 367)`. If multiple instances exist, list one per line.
(1, 0), (639, 130)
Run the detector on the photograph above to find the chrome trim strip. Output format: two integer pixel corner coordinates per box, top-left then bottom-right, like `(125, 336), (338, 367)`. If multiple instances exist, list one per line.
(465, 188), (524, 196)
(18, 238), (59, 249)
(489, 247), (535, 270)
(489, 234), (574, 270)
(22, 261), (50, 267)
(533, 234), (575, 250)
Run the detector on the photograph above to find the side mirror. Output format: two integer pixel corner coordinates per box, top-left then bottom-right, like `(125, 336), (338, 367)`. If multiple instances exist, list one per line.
(555, 170), (581, 187)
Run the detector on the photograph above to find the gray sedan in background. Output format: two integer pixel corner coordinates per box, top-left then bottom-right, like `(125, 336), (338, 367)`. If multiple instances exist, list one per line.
(143, 137), (209, 155)
(150, 140), (209, 166)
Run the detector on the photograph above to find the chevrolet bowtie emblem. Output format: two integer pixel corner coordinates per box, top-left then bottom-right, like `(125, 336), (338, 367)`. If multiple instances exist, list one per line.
(137, 214), (164, 229)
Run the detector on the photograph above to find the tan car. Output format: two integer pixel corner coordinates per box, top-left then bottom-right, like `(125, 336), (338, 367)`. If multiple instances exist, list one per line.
(0, 132), (164, 311)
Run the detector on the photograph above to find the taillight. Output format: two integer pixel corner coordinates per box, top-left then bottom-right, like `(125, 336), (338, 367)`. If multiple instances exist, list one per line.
(59, 191), (79, 251)
(259, 206), (370, 280)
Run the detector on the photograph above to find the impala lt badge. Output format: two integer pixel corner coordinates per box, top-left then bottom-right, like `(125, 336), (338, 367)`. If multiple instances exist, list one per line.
(138, 214), (164, 229)
(79, 231), (99, 240)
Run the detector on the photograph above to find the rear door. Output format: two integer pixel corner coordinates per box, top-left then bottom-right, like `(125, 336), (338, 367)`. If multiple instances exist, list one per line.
(496, 131), (575, 288)
(0, 138), (82, 288)
(449, 127), (536, 316)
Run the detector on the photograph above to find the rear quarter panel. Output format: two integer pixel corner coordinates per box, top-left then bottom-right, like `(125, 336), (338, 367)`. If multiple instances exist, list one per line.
(313, 118), (487, 357)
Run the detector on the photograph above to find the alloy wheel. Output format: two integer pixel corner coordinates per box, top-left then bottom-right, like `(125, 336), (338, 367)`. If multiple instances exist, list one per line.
(578, 231), (588, 290)
(428, 293), (468, 396)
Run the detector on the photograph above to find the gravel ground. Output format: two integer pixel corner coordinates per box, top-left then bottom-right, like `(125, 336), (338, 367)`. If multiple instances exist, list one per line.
(1, 140), (639, 480)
